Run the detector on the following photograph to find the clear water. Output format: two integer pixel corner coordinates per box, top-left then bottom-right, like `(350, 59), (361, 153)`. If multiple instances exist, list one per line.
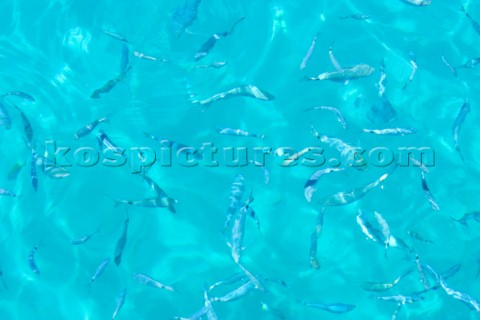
(0, 0), (480, 319)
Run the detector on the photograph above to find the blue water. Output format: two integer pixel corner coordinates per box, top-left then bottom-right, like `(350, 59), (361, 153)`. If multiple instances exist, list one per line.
(1, 0), (480, 319)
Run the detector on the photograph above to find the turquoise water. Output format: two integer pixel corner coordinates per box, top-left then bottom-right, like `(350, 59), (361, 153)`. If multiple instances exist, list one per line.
(1, 0), (480, 319)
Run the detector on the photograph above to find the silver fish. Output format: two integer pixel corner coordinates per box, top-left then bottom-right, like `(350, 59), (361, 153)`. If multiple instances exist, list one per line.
(454, 211), (480, 226)
(144, 132), (203, 161)
(401, 0), (431, 6)
(216, 127), (264, 139)
(440, 278), (480, 311)
(75, 115), (110, 139)
(304, 168), (345, 202)
(356, 210), (384, 243)
(321, 163), (397, 206)
(96, 130), (123, 152)
(211, 280), (255, 303)
(402, 51), (417, 94)
(114, 196), (177, 212)
(302, 105), (348, 129)
(90, 257), (110, 284)
(195, 61), (228, 69)
(0, 188), (16, 197)
(203, 288), (218, 320)
(103, 30), (129, 43)
(372, 294), (423, 304)
(300, 32), (319, 70)
(133, 51), (166, 62)
(441, 53), (458, 77)
(455, 57), (480, 70)
(173, 307), (208, 320)
(3, 91), (35, 101)
(452, 99), (470, 161)
(280, 147), (313, 167)
(208, 273), (246, 291)
(71, 230), (99, 245)
(421, 171), (439, 211)
(329, 43), (343, 72)
(300, 301), (356, 314)
(112, 288), (126, 320)
(237, 263), (266, 292)
(408, 230), (433, 243)
(132, 273), (175, 292)
(415, 254), (431, 290)
(309, 208), (324, 269)
(260, 301), (286, 319)
(114, 216), (129, 266)
(28, 245), (40, 274)
(230, 193), (253, 263)
(30, 149), (38, 192)
(377, 60), (387, 97)
(339, 14), (370, 20)
(461, 5), (480, 38)
(363, 128), (416, 135)
(306, 64), (375, 82)
(14, 105), (33, 142)
(374, 211), (390, 256)
(193, 84), (275, 107)
(360, 269), (414, 292)
(223, 175), (245, 234)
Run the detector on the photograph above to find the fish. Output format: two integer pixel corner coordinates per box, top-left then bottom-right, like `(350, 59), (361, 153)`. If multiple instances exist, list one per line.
(96, 129), (123, 152)
(210, 280), (255, 303)
(230, 193), (253, 263)
(144, 132), (203, 161)
(374, 211), (391, 256)
(452, 99), (471, 161)
(7, 162), (25, 180)
(371, 294), (423, 304)
(320, 163), (398, 206)
(328, 43), (343, 73)
(132, 273), (175, 292)
(304, 168), (345, 202)
(89, 258), (111, 285)
(102, 30), (129, 43)
(216, 127), (264, 139)
(400, 0), (431, 6)
(311, 126), (367, 170)
(173, 307), (208, 320)
(223, 175), (245, 234)
(193, 84), (275, 108)
(415, 254), (431, 290)
(356, 210), (385, 243)
(363, 128), (416, 135)
(3, 91), (35, 101)
(454, 211), (480, 226)
(133, 51), (166, 62)
(402, 51), (417, 94)
(279, 147), (313, 167)
(439, 278), (480, 311)
(202, 288), (218, 320)
(114, 216), (129, 266)
(306, 64), (375, 82)
(0, 188), (16, 197)
(75, 114), (110, 139)
(194, 17), (245, 61)
(421, 171), (439, 211)
(208, 273), (246, 291)
(237, 263), (266, 292)
(260, 301), (286, 319)
(461, 5), (480, 38)
(14, 105), (33, 142)
(302, 106), (348, 129)
(360, 269), (414, 292)
(172, 0), (202, 37)
(300, 32), (319, 70)
(339, 14), (370, 20)
(30, 149), (38, 192)
(112, 288), (126, 320)
(309, 208), (324, 269)
(441, 53), (458, 77)
(455, 57), (480, 70)
(408, 230), (433, 243)
(28, 245), (40, 274)
(0, 101), (11, 130)
(71, 230), (99, 245)
(300, 301), (356, 314)
(195, 61), (228, 69)
(441, 264), (462, 280)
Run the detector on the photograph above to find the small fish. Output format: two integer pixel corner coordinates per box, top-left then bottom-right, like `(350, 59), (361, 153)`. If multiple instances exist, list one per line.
(30, 149), (38, 192)
(173, 307), (208, 320)
(371, 294), (423, 304)
(452, 99), (471, 161)
(377, 60), (387, 97)
(14, 105), (33, 142)
(321, 163), (398, 206)
(28, 245), (40, 274)
(0, 188), (16, 197)
(408, 230), (433, 243)
(441, 264), (462, 280)
(193, 84), (275, 108)
(461, 5), (480, 38)
(75, 115), (110, 139)
(401, 0), (431, 6)
(363, 128), (416, 135)
(103, 30), (129, 43)
(172, 0), (202, 37)
(280, 147), (313, 167)
(89, 258), (110, 285)
(454, 211), (480, 226)
(300, 301), (356, 314)
(421, 171), (439, 211)
(402, 51), (417, 94)
(237, 262), (266, 292)
(311, 126), (367, 170)
(300, 32), (319, 70)
(374, 211), (391, 256)
(195, 61), (228, 69)
(415, 254), (431, 290)
(96, 129), (123, 152)
(3, 91), (35, 101)
(306, 64), (375, 82)
(132, 273), (175, 292)
(230, 193), (253, 263)
(356, 210), (384, 243)
(260, 301), (286, 319)
(114, 216), (129, 266)
(7, 161), (27, 180)
(203, 288), (218, 320)
(328, 43), (343, 73)
(194, 17), (245, 61)
(309, 208), (324, 269)
(216, 127), (264, 139)
(112, 288), (126, 320)
(133, 51), (167, 62)
(208, 273), (246, 291)
(211, 281), (255, 302)
(440, 278), (480, 311)
(304, 168), (345, 202)
(144, 132), (203, 161)
(360, 269), (414, 292)
(302, 105), (348, 129)
(441, 53), (458, 77)
(90, 75), (125, 99)
(223, 175), (245, 234)
(0, 101), (11, 130)
(71, 230), (99, 245)
(339, 14), (370, 20)
(455, 57), (480, 70)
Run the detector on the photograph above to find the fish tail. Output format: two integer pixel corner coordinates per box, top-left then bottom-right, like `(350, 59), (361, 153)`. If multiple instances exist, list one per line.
(114, 200), (128, 208)
(167, 197), (177, 214)
(300, 76), (314, 82)
(452, 217), (467, 226)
